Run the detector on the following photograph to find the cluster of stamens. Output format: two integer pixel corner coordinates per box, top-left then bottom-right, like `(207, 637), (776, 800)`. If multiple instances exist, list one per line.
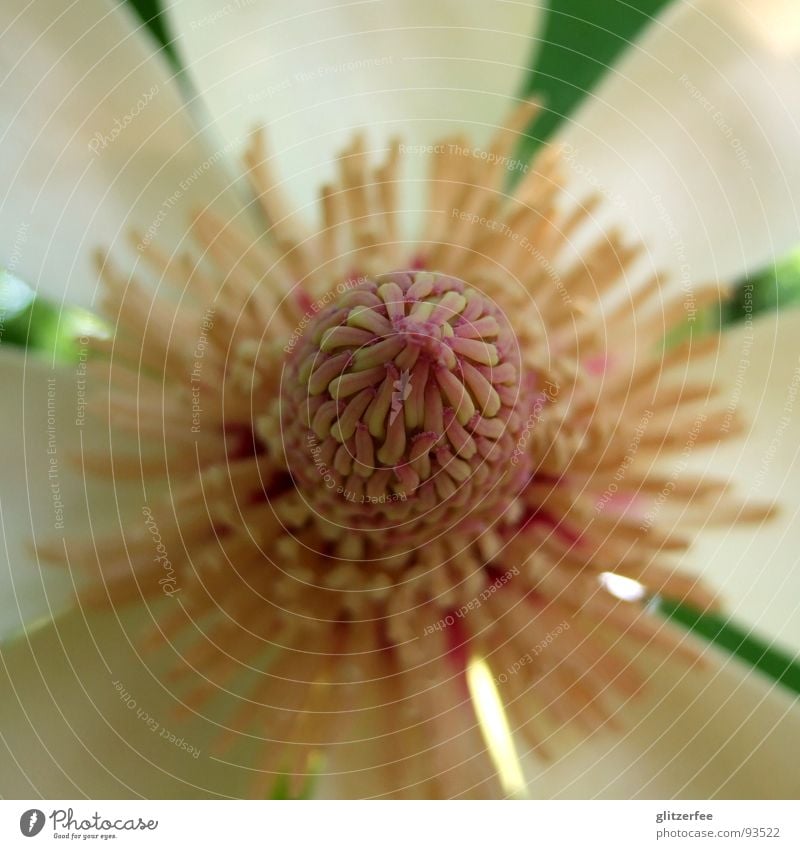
(278, 271), (532, 555)
(58, 102), (762, 798)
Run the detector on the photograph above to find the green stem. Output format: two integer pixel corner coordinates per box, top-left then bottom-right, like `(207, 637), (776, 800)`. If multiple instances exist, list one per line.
(657, 599), (800, 695)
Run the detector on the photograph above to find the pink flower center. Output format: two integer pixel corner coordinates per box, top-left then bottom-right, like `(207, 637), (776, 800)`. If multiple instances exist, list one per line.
(279, 271), (534, 554)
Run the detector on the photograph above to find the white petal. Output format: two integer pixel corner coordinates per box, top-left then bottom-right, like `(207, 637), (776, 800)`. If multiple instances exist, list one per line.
(558, 0), (800, 285)
(0, 605), (236, 797)
(166, 0), (542, 220)
(0, 348), (78, 639)
(682, 308), (800, 653)
(1, 0), (245, 308)
(526, 651), (800, 798)
(3, 615), (796, 798)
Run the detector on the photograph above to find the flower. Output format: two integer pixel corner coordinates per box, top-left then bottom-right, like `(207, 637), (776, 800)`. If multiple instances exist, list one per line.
(2, 0), (800, 799)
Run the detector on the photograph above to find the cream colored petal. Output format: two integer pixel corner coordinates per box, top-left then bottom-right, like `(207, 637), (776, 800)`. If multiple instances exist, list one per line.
(682, 308), (800, 653)
(0, 342), (150, 640)
(1, 0), (245, 308)
(2, 615), (796, 798)
(0, 605), (238, 797)
(166, 0), (542, 222)
(0, 348), (77, 640)
(525, 650), (800, 799)
(559, 0), (800, 286)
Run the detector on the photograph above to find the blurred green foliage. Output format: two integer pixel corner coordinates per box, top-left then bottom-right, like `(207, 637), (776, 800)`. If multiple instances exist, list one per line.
(122, 0), (180, 71)
(658, 598), (800, 695)
(520, 0), (672, 159)
(724, 246), (800, 324)
(269, 754), (324, 800)
(0, 271), (107, 361)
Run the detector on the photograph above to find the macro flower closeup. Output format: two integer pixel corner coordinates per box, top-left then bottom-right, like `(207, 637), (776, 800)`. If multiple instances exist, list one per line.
(2, 0), (800, 802)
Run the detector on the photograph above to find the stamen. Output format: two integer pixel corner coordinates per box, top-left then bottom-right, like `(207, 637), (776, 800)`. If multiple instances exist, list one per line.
(279, 271), (532, 545)
(60, 109), (764, 799)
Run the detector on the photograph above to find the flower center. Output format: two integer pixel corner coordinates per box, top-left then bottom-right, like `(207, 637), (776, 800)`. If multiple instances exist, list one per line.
(279, 271), (532, 557)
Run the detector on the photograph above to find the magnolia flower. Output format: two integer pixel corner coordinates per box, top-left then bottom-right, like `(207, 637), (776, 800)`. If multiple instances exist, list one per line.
(2, 0), (800, 799)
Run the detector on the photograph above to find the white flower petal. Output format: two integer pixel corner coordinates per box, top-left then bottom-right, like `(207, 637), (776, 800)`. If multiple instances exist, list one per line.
(1, 0), (245, 308)
(2, 615), (796, 798)
(0, 342), (151, 640)
(166, 0), (542, 220)
(526, 652), (800, 798)
(0, 606), (236, 797)
(0, 348), (78, 640)
(682, 308), (800, 653)
(558, 0), (800, 285)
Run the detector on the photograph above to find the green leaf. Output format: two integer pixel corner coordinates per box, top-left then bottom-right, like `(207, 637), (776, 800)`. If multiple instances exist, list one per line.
(119, 0), (181, 73)
(518, 2), (800, 331)
(268, 772), (294, 800)
(0, 271), (107, 362)
(725, 247), (800, 325)
(519, 0), (675, 158)
(267, 753), (324, 799)
(657, 598), (800, 695)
